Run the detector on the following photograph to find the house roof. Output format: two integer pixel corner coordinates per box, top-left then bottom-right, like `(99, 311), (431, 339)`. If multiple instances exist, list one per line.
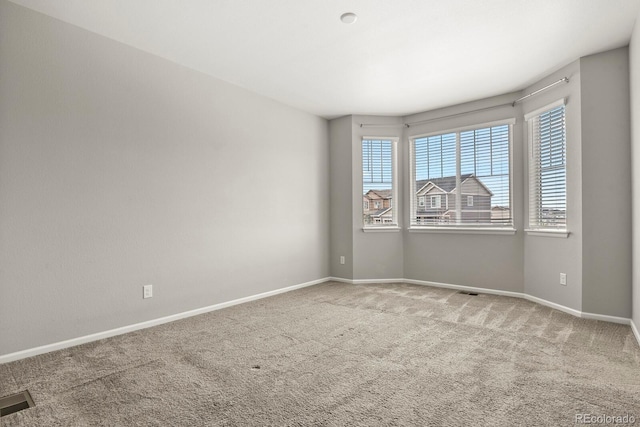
(368, 208), (392, 217)
(416, 174), (473, 194)
(365, 189), (393, 200)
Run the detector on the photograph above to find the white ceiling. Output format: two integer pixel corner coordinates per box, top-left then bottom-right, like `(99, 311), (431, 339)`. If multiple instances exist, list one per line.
(8, 0), (640, 119)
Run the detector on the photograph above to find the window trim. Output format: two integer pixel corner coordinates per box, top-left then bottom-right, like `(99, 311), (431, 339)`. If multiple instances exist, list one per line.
(409, 227), (516, 235)
(408, 118), (516, 232)
(362, 226), (401, 233)
(409, 118), (516, 141)
(361, 136), (399, 230)
(525, 99), (568, 234)
(523, 98), (566, 122)
(524, 229), (570, 238)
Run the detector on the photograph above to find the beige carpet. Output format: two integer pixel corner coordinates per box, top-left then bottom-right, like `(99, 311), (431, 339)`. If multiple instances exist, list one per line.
(1, 282), (639, 426)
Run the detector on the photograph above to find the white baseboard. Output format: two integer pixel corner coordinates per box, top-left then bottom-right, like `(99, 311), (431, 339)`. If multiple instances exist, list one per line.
(631, 319), (640, 345)
(579, 311), (631, 325)
(404, 278), (524, 299)
(0, 277), (330, 365)
(330, 276), (637, 344)
(327, 276), (353, 284)
(3, 276), (637, 364)
(523, 293), (583, 318)
(328, 277), (405, 285)
(353, 278), (405, 285)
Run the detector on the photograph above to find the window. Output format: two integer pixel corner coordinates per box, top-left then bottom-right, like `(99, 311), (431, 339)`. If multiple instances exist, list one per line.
(362, 138), (398, 228)
(526, 100), (566, 231)
(410, 120), (513, 228)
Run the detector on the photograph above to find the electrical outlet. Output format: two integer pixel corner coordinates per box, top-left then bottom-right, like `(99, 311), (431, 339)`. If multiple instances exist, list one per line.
(340, 256), (345, 265)
(559, 273), (567, 286)
(143, 284), (153, 299)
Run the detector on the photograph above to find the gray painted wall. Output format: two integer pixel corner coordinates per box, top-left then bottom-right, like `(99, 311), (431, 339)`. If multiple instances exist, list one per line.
(330, 49), (633, 320)
(352, 116), (405, 280)
(631, 13), (640, 331)
(522, 60), (584, 312)
(0, 1), (329, 356)
(580, 47), (632, 318)
(329, 116), (353, 279)
(2, 0), (636, 357)
(402, 95), (524, 292)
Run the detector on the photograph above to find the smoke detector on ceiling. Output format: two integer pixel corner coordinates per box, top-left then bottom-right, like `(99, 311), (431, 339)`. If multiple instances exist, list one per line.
(340, 12), (357, 24)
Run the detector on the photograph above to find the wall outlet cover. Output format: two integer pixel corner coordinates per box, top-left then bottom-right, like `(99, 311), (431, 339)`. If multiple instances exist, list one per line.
(143, 284), (153, 299)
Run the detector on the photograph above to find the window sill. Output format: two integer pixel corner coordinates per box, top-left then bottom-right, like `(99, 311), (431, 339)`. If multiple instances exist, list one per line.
(408, 227), (516, 235)
(362, 226), (402, 233)
(525, 229), (570, 238)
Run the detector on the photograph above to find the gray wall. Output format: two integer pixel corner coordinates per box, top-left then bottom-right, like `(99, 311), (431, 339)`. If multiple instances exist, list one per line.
(402, 95), (524, 292)
(522, 60), (584, 311)
(352, 116), (405, 280)
(580, 48), (632, 318)
(0, 1), (329, 356)
(329, 116), (353, 279)
(330, 49), (633, 320)
(631, 12), (640, 331)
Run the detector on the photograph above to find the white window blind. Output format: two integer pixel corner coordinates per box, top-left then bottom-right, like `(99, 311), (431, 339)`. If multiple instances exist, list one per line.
(526, 102), (566, 230)
(362, 138), (397, 227)
(411, 122), (512, 227)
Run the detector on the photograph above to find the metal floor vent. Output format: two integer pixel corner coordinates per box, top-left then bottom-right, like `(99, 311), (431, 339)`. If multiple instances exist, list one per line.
(0, 390), (35, 417)
(459, 291), (479, 296)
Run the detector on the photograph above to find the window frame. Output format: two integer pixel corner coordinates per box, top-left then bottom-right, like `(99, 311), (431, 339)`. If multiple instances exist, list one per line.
(524, 99), (569, 238)
(361, 137), (400, 231)
(408, 119), (516, 234)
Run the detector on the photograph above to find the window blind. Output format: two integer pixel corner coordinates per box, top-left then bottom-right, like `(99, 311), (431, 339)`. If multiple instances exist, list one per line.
(362, 139), (396, 227)
(527, 103), (566, 230)
(411, 123), (512, 227)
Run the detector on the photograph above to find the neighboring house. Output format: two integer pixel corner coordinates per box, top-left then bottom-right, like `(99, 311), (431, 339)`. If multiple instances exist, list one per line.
(363, 189), (393, 224)
(415, 174), (492, 224)
(491, 206), (511, 223)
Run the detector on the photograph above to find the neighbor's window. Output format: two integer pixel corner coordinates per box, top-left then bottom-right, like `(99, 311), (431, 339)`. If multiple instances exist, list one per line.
(362, 138), (398, 228)
(410, 121), (513, 228)
(526, 100), (567, 231)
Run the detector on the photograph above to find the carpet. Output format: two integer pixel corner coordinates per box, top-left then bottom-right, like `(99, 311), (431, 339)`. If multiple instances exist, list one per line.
(1, 282), (639, 426)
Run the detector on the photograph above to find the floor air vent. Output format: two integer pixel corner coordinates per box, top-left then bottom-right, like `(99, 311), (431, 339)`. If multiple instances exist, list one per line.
(459, 291), (479, 296)
(0, 391), (35, 417)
